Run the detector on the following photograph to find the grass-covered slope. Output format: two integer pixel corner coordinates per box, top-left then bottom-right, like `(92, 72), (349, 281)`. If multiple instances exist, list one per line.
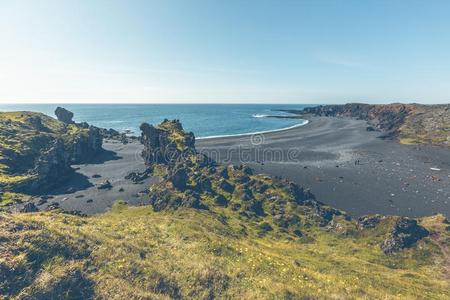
(0, 110), (102, 206)
(1, 207), (449, 299)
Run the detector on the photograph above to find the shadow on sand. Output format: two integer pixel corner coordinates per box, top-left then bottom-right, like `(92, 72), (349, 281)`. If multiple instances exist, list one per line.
(49, 172), (95, 196)
(82, 149), (123, 165)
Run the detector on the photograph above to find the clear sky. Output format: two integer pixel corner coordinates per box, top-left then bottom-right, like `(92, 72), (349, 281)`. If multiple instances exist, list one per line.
(1, 0), (450, 104)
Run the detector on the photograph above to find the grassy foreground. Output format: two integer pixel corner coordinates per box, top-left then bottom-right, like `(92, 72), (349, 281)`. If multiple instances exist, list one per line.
(1, 203), (449, 299)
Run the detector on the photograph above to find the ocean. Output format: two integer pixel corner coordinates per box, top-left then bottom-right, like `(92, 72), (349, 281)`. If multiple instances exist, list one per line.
(0, 104), (313, 138)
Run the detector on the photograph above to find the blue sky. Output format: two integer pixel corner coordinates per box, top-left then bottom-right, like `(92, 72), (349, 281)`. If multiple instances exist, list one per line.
(1, 0), (450, 104)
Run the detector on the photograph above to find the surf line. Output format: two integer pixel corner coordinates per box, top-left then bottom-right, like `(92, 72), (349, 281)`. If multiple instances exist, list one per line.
(197, 119), (309, 140)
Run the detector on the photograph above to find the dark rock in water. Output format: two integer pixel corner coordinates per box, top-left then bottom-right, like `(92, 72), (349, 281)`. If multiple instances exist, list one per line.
(381, 218), (429, 254)
(169, 167), (188, 191)
(118, 187), (125, 192)
(55, 107), (74, 124)
(219, 179), (234, 193)
(97, 180), (112, 190)
(92, 174), (102, 178)
(358, 215), (385, 229)
(214, 194), (228, 207)
(20, 202), (39, 213)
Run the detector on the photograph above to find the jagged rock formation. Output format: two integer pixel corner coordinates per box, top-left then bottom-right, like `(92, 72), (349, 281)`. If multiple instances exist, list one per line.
(54, 106), (74, 124)
(140, 119), (195, 165)
(141, 120), (345, 233)
(381, 217), (429, 254)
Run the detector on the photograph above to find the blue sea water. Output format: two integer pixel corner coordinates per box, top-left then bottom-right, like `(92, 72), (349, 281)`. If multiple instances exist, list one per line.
(0, 104), (314, 138)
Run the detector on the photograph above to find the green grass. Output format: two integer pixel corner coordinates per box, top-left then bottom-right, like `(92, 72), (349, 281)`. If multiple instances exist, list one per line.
(1, 206), (448, 299)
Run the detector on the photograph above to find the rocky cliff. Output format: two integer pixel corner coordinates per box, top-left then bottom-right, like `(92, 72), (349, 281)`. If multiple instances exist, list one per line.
(284, 103), (450, 145)
(0, 109), (103, 197)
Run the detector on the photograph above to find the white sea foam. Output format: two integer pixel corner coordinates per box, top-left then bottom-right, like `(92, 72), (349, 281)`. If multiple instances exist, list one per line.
(197, 119), (309, 140)
(252, 114), (269, 118)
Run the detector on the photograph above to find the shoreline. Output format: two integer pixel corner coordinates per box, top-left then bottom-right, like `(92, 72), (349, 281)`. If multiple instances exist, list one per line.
(197, 119), (309, 140)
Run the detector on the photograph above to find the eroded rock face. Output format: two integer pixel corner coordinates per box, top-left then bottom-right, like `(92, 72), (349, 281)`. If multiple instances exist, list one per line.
(28, 139), (72, 192)
(55, 107), (74, 124)
(381, 218), (429, 254)
(140, 120), (195, 165)
(292, 103), (413, 135)
(71, 126), (103, 163)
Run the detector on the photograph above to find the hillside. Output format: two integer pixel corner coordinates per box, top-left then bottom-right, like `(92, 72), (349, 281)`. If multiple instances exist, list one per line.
(282, 103), (450, 146)
(0, 108), (103, 207)
(1, 118), (449, 299)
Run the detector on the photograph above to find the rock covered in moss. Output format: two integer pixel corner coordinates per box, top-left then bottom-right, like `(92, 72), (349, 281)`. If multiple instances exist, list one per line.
(140, 120), (195, 165)
(381, 217), (429, 254)
(20, 202), (39, 213)
(358, 214), (385, 229)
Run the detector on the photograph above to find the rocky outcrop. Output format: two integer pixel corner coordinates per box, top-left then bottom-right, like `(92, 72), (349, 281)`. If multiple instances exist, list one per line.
(140, 120), (195, 166)
(358, 214), (385, 229)
(381, 217), (429, 254)
(20, 202), (39, 213)
(27, 139), (72, 192)
(0, 109), (104, 196)
(55, 107), (74, 124)
(71, 126), (103, 163)
(142, 120), (345, 233)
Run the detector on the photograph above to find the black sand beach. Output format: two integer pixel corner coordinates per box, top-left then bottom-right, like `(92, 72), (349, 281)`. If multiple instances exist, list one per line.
(197, 117), (450, 218)
(27, 117), (450, 218)
(30, 140), (161, 214)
